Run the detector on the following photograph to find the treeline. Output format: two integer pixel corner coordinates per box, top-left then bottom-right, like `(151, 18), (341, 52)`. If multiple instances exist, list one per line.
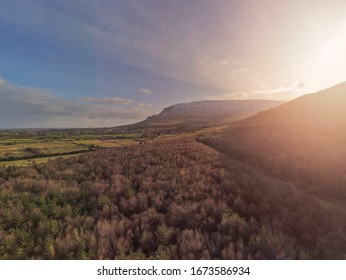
(0, 139), (345, 259)
(0, 149), (92, 163)
(0, 127), (137, 140)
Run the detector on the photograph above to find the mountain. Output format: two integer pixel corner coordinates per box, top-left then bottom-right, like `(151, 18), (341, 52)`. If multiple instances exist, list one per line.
(131, 100), (283, 128)
(201, 82), (346, 200)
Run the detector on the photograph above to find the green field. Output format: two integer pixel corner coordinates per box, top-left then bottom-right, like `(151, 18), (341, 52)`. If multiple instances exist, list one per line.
(0, 127), (220, 167)
(73, 139), (139, 147)
(0, 141), (88, 160)
(0, 132), (147, 167)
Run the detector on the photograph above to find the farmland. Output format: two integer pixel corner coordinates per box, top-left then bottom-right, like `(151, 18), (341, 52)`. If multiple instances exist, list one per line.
(0, 130), (142, 167)
(0, 127), (207, 167)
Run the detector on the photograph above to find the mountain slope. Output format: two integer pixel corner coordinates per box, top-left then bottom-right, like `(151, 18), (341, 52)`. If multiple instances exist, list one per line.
(201, 82), (346, 200)
(240, 82), (346, 132)
(131, 100), (283, 128)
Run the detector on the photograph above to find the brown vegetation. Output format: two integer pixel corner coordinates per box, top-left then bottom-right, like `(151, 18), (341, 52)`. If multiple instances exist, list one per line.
(1, 137), (345, 259)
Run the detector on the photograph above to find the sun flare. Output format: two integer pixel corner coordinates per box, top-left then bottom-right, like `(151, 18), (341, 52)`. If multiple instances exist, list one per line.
(310, 27), (346, 91)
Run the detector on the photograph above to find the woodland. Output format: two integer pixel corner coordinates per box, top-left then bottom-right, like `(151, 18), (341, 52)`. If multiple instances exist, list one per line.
(1, 136), (345, 259)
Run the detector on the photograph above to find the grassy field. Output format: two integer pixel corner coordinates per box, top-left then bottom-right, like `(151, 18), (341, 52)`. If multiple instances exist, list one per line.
(0, 133), (146, 167)
(73, 139), (139, 147)
(0, 141), (88, 159)
(0, 127), (227, 167)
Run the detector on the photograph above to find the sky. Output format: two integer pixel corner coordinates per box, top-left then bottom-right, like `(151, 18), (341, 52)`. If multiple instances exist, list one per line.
(1, 0), (346, 128)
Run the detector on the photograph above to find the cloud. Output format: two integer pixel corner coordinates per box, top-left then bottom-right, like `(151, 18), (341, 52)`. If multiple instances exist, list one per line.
(0, 1), (264, 93)
(83, 97), (134, 105)
(3, 0), (345, 100)
(0, 77), (6, 87)
(294, 80), (307, 90)
(0, 78), (151, 128)
(138, 88), (152, 95)
(84, 104), (149, 120)
(208, 80), (308, 101)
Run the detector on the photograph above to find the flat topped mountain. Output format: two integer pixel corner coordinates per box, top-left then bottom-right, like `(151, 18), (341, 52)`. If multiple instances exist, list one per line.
(160, 100), (282, 115)
(132, 99), (283, 128)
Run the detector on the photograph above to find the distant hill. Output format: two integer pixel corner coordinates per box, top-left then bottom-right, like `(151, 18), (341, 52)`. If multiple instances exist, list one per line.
(201, 82), (346, 200)
(130, 100), (283, 128)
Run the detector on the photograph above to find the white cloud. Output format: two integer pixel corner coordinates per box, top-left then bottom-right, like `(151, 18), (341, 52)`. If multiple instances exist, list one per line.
(208, 80), (308, 101)
(2, 1), (345, 97)
(0, 77), (6, 87)
(138, 88), (152, 95)
(83, 97), (134, 105)
(0, 78), (151, 128)
(0, 2), (263, 93)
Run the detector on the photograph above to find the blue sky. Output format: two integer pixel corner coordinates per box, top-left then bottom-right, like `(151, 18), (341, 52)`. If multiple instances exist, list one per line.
(1, 0), (346, 128)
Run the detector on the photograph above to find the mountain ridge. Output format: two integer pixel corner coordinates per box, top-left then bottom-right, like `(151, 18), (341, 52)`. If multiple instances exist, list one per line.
(237, 81), (346, 132)
(130, 99), (283, 128)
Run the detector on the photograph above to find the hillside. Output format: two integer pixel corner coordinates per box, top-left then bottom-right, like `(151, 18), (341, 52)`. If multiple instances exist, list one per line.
(201, 82), (346, 200)
(240, 82), (346, 132)
(130, 100), (282, 128)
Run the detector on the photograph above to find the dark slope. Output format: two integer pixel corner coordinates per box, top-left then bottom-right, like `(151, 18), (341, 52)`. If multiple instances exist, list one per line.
(201, 82), (346, 200)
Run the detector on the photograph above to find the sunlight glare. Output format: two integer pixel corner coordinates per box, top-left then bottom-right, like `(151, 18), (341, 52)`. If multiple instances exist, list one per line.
(311, 27), (346, 91)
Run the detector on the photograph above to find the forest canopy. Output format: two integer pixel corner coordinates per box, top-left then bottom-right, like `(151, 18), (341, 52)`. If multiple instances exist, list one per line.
(1, 138), (345, 259)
